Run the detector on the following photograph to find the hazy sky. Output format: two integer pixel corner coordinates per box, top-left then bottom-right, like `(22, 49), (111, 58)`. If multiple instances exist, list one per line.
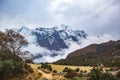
(0, 0), (120, 38)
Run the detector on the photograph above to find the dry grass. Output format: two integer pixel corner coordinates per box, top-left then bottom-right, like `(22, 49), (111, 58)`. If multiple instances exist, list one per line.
(8, 64), (110, 80)
(28, 63), (40, 70)
(27, 64), (67, 80)
(28, 63), (93, 73)
(50, 64), (93, 73)
(26, 63), (110, 80)
(28, 63), (109, 73)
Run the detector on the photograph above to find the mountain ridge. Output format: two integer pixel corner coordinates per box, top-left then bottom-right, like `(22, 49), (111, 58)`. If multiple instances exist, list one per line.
(54, 40), (120, 66)
(14, 25), (88, 61)
(15, 25), (87, 51)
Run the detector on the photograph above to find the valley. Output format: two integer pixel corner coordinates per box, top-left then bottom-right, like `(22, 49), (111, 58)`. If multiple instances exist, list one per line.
(0, 29), (120, 80)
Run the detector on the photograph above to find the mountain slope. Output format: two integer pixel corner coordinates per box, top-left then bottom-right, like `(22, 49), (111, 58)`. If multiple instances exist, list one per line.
(15, 25), (87, 51)
(54, 40), (120, 67)
(14, 25), (87, 62)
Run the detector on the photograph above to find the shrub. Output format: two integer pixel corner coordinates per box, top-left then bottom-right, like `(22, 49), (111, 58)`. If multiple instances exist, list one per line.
(63, 67), (69, 72)
(38, 72), (42, 77)
(13, 61), (24, 74)
(42, 78), (48, 80)
(53, 70), (57, 73)
(89, 68), (116, 80)
(75, 68), (80, 72)
(47, 65), (52, 71)
(100, 72), (116, 80)
(0, 59), (25, 79)
(38, 66), (41, 69)
(65, 71), (77, 78)
(0, 59), (14, 78)
(116, 71), (120, 79)
(83, 70), (87, 73)
(89, 68), (102, 80)
(78, 72), (83, 77)
(40, 63), (52, 72)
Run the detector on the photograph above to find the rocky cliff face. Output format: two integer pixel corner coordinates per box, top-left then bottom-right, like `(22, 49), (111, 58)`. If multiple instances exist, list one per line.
(15, 25), (87, 51)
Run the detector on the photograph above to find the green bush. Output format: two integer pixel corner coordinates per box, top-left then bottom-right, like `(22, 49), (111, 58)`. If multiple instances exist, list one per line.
(89, 68), (116, 80)
(42, 78), (48, 80)
(78, 72), (83, 77)
(38, 66), (41, 69)
(75, 68), (80, 72)
(116, 71), (120, 79)
(40, 63), (52, 72)
(0, 58), (28, 79)
(53, 70), (57, 73)
(47, 65), (52, 71)
(13, 61), (24, 74)
(63, 67), (69, 72)
(89, 68), (102, 80)
(0, 59), (14, 77)
(0, 29), (32, 79)
(100, 73), (116, 80)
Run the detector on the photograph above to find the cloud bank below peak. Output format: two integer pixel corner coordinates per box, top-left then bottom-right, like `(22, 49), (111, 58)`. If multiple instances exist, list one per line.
(25, 33), (117, 63)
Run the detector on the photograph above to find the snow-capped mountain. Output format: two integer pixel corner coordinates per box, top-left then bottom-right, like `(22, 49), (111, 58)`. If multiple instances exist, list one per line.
(14, 25), (87, 62)
(15, 25), (87, 51)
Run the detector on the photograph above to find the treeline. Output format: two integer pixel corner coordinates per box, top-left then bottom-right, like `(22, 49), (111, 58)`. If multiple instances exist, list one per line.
(0, 29), (33, 80)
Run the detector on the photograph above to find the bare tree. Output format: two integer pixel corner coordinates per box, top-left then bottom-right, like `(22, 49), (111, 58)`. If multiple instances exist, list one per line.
(0, 29), (29, 61)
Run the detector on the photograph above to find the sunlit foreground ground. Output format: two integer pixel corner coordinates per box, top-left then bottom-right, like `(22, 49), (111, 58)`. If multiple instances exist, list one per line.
(24, 63), (110, 80)
(26, 64), (68, 80)
(29, 63), (109, 73)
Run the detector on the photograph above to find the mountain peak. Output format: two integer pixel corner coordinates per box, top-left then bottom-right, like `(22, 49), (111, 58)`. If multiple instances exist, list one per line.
(20, 26), (29, 30)
(14, 25), (88, 61)
(15, 25), (87, 42)
(60, 24), (73, 33)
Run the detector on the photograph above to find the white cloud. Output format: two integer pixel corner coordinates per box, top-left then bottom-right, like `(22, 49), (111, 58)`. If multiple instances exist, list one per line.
(62, 34), (116, 59)
(23, 32), (117, 63)
(0, 0), (120, 63)
(49, 0), (73, 12)
(48, 0), (120, 36)
(80, 34), (117, 48)
(0, 0), (120, 37)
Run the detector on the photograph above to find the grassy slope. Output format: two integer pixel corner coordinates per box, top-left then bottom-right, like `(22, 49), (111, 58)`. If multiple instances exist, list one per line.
(50, 64), (93, 73)
(12, 63), (108, 80)
(27, 64), (67, 80)
(29, 63), (109, 73)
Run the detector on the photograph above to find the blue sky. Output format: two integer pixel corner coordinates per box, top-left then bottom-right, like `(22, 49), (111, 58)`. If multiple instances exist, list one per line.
(0, 0), (120, 38)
